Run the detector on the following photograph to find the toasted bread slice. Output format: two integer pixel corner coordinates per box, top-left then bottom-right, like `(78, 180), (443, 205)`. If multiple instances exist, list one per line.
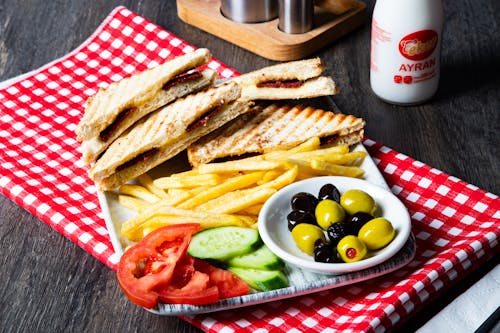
(230, 58), (339, 101)
(75, 48), (211, 142)
(89, 82), (252, 190)
(187, 103), (365, 166)
(80, 69), (217, 164)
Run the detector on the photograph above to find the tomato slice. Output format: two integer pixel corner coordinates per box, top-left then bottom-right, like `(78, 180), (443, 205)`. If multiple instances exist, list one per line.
(194, 259), (251, 299)
(117, 223), (200, 309)
(158, 270), (220, 305)
(158, 255), (220, 305)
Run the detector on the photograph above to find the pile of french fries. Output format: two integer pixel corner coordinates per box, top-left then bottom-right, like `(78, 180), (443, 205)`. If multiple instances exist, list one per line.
(118, 137), (366, 242)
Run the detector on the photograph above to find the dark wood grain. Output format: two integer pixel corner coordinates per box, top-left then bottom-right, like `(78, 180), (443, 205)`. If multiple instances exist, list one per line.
(0, 1), (498, 332)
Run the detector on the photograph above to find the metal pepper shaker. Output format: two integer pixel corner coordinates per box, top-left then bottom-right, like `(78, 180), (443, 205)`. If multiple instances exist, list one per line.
(278, 0), (314, 34)
(220, 0), (279, 23)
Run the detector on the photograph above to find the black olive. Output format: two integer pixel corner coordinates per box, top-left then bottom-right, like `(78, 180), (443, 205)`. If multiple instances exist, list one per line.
(286, 210), (317, 231)
(347, 212), (374, 234)
(313, 242), (341, 263)
(326, 222), (352, 246)
(290, 192), (318, 212)
(318, 183), (341, 202)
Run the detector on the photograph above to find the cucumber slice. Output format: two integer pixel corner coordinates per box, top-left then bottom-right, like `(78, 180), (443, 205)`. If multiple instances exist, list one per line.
(229, 267), (289, 291)
(188, 226), (261, 261)
(227, 245), (284, 270)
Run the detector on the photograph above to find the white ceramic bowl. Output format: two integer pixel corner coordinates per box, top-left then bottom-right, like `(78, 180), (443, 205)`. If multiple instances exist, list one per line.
(258, 176), (411, 274)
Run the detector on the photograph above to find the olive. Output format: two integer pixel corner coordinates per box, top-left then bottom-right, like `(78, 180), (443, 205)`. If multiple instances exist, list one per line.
(340, 189), (376, 216)
(347, 212), (374, 234)
(326, 221), (351, 246)
(315, 199), (346, 230)
(287, 210), (316, 231)
(291, 192), (319, 212)
(291, 223), (326, 255)
(337, 235), (367, 263)
(318, 183), (341, 202)
(358, 217), (396, 250)
(313, 242), (341, 263)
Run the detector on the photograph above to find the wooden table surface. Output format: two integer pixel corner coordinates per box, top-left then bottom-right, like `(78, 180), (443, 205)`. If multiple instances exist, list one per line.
(1, 1), (498, 332)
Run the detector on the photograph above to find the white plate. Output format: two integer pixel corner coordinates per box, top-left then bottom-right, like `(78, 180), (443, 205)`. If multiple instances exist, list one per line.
(99, 144), (416, 315)
(258, 176), (412, 274)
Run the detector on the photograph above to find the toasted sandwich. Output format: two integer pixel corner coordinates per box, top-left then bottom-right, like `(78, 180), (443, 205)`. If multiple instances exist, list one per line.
(187, 103), (365, 166)
(76, 48), (215, 164)
(89, 81), (252, 191)
(229, 58), (339, 101)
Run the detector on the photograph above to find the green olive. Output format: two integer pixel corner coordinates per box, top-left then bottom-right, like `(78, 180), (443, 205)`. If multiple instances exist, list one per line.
(358, 217), (396, 250)
(291, 223), (326, 255)
(340, 189), (376, 215)
(337, 235), (367, 263)
(315, 199), (346, 230)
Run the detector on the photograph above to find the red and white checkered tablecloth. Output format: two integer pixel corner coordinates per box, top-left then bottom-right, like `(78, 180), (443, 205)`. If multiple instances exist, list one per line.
(0, 7), (498, 333)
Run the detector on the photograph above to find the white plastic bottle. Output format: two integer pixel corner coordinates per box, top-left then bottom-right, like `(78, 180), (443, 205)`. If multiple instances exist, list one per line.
(370, 0), (443, 105)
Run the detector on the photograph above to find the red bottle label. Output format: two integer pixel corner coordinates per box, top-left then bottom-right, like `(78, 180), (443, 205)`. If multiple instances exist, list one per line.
(399, 30), (438, 61)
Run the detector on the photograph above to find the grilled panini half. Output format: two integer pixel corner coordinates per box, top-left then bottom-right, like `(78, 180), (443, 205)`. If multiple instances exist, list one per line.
(187, 103), (365, 166)
(230, 58), (339, 101)
(89, 81), (252, 191)
(76, 48), (214, 164)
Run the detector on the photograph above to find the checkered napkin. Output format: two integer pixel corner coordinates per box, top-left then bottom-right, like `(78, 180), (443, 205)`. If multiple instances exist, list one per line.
(0, 6), (498, 333)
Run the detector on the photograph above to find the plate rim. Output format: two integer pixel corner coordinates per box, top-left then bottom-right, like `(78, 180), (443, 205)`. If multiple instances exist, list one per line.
(99, 143), (416, 315)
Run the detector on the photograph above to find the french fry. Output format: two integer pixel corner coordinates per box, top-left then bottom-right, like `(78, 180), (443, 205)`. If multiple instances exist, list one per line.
(290, 149), (366, 164)
(257, 164), (298, 190)
(117, 134), (369, 243)
(234, 214), (258, 226)
(121, 204), (251, 241)
(310, 159), (365, 177)
(249, 222), (259, 230)
(137, 174), (169, 200)
(258, 170), (282, 185)
(263, 137), (321, 160)
(178, 172), (264, 209)
(286, 159), (323, 176)
(153, 173), (221, 189)
(195, 187), (277, 214)
(117, 195), (149, 212)
(238, 204), (263, 216)
(138, 214), (251, 239)
(118, 184), (161, 203)
(162, 189), (194, 205)
(197, 159), (284, 174)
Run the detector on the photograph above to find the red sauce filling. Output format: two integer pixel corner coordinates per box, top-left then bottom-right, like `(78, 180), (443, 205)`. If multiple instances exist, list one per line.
(162, 71), (202, 90)
(256, 79), (303, 88)
(116, 148), (159, 172)
(100, 107), (136, 142)
(186, 103), (224, 132)
(319, 135), (340, 146)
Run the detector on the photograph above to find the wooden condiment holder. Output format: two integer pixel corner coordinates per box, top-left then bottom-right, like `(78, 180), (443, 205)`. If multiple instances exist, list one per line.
(176, 0), (366, 61)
